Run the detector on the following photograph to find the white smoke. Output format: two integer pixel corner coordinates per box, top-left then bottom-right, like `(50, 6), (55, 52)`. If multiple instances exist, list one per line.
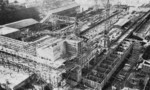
(75, 0), (95, 10)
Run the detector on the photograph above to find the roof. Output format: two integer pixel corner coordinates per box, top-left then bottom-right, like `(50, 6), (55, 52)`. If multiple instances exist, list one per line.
(0, 66), (29, 90)
(41, 2), (79, 23)
(136, 8), (150, 12)
(0, 35), (28, 47)
(125, 72), (149, 90)
(3, 18), (39, 29)
(114, 18), (130, 27)
(50, 2), (79, 14)
(0, 27), (19, 35)
(36, 37), (61, 48)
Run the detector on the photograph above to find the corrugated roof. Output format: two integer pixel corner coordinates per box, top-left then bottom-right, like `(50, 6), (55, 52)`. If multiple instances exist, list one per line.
(3, 18), (39, 29)
(0, 27), (19, 35)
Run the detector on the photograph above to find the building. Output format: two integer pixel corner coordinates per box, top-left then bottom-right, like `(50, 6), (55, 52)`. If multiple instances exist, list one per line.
(3, 18), (39, 29)
(123, 72), (149, 90)
(2, 18), (42, 40)
(40, 2), (80, 23)
(24, 0), (80, 20)
(0, 65), (32, 90)
(0, 27), (20, 39)
(82, 39), (133, 90)
(36, 37), (81, 62)
(141, 60), (150, 73)
(0, 4), (149, 90)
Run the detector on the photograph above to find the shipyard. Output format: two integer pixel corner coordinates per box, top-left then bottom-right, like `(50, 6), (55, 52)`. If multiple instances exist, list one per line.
(1, 0), (150, 90)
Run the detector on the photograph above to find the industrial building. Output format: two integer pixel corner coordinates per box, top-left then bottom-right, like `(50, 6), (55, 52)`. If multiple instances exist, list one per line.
(1, 0), (150, 90)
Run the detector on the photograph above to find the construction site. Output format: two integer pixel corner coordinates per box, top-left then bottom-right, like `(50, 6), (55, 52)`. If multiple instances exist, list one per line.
(1, 0), (150, 90)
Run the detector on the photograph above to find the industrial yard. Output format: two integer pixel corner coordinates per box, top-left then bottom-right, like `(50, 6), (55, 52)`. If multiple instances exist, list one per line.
(1, 0), (150, 90)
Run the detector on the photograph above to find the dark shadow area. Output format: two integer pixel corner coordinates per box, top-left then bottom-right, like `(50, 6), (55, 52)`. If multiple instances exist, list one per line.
(142, 45), (150, 60)
(0, 85), (5, 90)
(128, 33), (143, 41)
(0, 7), (40, 25)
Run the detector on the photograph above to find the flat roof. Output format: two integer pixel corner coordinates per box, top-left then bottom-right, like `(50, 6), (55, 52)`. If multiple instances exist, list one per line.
(0, 66), (29, 90)
(36, 37), (61, 48)
(0, 27), (19, 35)
(108, 28), (121, 35)
(114, 18), (130, 27)
(3, 18), (39, 29)
(0, 35), (28, 47)
(50, 2), (79, 14)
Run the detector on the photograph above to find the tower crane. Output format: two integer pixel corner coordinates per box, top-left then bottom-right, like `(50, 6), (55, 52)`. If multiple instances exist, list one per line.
(94, 0), (99, 10)
(101, 0), (110, 49)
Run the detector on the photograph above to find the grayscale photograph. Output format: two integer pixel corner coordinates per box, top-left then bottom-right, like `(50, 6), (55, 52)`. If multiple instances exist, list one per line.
(0, 0), (150, 90)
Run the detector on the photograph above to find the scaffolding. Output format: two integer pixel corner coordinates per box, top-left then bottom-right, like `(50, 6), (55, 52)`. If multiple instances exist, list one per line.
(0, 35), (68, 89)
(82, 40), (133, 90)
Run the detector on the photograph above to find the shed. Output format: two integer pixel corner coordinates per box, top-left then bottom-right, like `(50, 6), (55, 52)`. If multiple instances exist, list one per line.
(3, 18), (39, 29)
(114, 18), (130, 27)
(0, 27), (19, 35)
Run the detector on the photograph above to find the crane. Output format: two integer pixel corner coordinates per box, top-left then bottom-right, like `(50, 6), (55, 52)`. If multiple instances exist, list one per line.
(103, 0), (110, 49)
(94, 0), (99, 10)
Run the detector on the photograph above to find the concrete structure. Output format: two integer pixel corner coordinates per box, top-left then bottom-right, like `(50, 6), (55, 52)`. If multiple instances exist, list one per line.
(0, 4), (150, 90)
(123, 72), (149, 90)
(82, 40), (133, 90)
(141, 60), (150, 73)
